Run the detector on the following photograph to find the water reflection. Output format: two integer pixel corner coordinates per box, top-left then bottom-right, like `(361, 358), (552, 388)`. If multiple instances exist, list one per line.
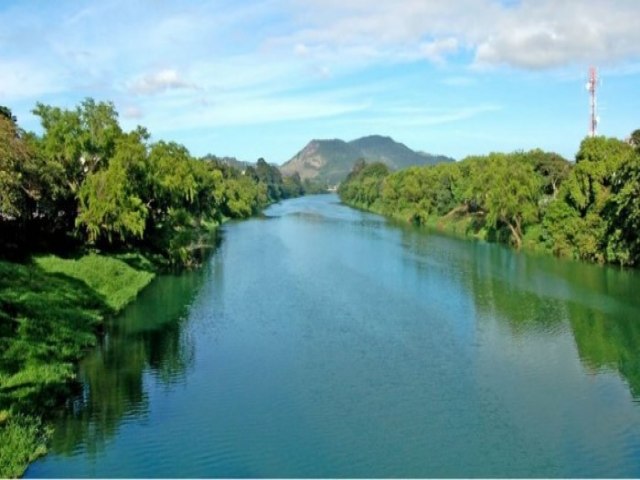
(461, 234), (640, 397)
(48, 248), (214, 457)
(395, 221), (640, 399)
(569, 306), (640, 397)
(26, 195), (640, 478)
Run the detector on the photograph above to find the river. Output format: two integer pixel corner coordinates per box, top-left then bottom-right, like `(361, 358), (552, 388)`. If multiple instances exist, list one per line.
(25, 194), (640, 477)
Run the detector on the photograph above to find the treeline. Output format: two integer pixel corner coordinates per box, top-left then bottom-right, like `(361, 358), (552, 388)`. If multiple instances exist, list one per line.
(0, 99), (316, 476)
(0, 99), (312, 266)
(339, 132), (640, 267)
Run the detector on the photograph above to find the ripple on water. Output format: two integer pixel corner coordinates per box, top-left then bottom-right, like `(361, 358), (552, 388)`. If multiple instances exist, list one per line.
(25, 195), (640, 478)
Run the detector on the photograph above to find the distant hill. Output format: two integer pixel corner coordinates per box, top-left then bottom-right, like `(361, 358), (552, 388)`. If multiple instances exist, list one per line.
(201, 154), (253, 171)
(280, 135), (454, 185)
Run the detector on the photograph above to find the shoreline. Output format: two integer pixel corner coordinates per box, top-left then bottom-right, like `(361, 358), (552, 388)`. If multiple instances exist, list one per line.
(1, 251), (158, 478)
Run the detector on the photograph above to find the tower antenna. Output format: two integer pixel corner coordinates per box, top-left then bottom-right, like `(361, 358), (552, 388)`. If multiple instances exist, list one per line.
(586, 66), (599, 137)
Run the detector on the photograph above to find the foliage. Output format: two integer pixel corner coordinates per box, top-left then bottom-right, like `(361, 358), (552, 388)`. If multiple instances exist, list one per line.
(0, 97), (308, 475)
(0, 106), (17, 123)
(0, 116), (35, 220)
(34, 254), (155, 312)
(76, 131), (149, 244)
(339, 137), (640, 266)
(544, 136), (640, 266)
(302, 178), (330, 194)
(245, 157), (311, 202)
(0, 414), (50, 478)
(220, 176), (268, 219)
(0, 253), (155, 477)
(523, 149), (571, 198)
(466, 154), (542, 248)
(1, 98), (289, 266)
(337, 161), (389, 211)
(630, 129), (640, 150)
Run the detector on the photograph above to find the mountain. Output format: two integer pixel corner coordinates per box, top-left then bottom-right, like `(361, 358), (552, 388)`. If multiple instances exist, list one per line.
(201, 154), (253, 171)
(280, 135), (454, 185)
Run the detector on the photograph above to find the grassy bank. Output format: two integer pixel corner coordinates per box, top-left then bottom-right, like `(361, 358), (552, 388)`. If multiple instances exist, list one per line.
(0, 253), (155, 478)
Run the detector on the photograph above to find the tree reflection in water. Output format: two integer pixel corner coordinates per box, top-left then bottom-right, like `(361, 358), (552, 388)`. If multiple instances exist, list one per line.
(49, 243), (215, 457)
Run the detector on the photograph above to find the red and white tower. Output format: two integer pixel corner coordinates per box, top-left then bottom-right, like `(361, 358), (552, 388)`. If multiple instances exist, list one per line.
(586, 66), (599, 137)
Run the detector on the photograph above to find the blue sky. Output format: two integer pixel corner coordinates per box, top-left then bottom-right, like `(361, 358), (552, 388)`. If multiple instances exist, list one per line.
(1, 0), (639, 164)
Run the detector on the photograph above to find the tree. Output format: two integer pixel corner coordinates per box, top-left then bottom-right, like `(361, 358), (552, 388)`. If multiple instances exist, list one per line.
(0, 106), (17, 123)
(481, 155), (542, 249)
(221, 176), (267, 218)
(246, 157), (286, 202)
(76, 132), (149, 244)
(604, 149), (640, 265)
(33, 99), (122, 190)
(545, 136), (638, 265)
(0, 116), (33, 219)
(337, 161), (389, 210)
(282, 173), (304, 198)
(30, 99), (123, 233)
(0, 117), (53, 227)
(522, 149), (571, 198)
(630, 129), (640, 150)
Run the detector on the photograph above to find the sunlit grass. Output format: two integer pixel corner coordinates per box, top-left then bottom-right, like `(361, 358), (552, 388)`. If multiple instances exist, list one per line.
(0, 414), (50, 478)
(0, 253), (156, 477)
(34, 253), (155, 312)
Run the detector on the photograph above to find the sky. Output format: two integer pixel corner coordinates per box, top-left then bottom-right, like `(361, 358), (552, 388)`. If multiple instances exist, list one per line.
(1, 0), (639, 164)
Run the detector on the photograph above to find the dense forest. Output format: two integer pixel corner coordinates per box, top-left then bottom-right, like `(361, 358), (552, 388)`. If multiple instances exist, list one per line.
(0, 99), (317, 267)
(0, 99), (316, 477)
(339, 132), (640, 267)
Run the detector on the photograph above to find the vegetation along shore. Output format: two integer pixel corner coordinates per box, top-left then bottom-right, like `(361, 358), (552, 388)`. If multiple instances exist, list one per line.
(0, 99), (321, 477)
(338, 132), (640, 267)
(1, 95), (639, 476)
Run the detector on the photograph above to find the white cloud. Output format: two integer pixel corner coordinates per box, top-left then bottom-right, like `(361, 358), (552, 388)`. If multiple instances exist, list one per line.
(294, 43), (309, 56)
(122, 105), (143, 119)
(473, 1), (640, 69)
(282, 0), (640, 70)
(421, 38), (460, 64)
(129, 69), (196, 95)
(2, 0), (639, 162)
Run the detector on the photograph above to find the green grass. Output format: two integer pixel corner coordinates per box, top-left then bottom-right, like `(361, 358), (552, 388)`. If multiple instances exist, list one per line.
(0, 253), (156, 477)
(34, 253), (155, 312)
(0, 415), (50, 478)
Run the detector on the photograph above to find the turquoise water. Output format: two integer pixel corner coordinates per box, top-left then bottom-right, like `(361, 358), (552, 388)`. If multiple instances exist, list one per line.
(26, 194), (640, 477)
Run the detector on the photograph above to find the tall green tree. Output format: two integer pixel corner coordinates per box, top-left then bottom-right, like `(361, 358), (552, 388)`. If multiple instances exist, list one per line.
(76, 131), (149, 244)
(31, 99), (123, 232)
(0, 106), (17, 123)
(0, 116), (33, 220)
(630, 129), (640, 150)
(522, 149), (571, 198)
(482, 155), (542, 248)
(544, 136), (638, 264)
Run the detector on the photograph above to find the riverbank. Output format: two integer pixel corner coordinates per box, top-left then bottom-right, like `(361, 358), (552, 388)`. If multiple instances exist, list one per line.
(338, 138), (640, 268)
(24, 194), (640, 478)
(0, 252), (156, 477)
(349, 199), (549, 256)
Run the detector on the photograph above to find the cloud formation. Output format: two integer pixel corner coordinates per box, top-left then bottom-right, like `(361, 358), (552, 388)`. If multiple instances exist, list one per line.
(129, 69), (196, 95)
(285, 0), (640, 69)
(421, 38), (460, 64)
(1, 0), (638, 161)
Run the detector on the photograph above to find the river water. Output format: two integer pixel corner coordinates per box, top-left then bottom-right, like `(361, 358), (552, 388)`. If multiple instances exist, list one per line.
(26, 194), (640, 477)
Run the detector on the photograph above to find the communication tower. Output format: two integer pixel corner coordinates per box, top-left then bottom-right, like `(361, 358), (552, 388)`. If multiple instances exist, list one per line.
(586, 67), (599, 137)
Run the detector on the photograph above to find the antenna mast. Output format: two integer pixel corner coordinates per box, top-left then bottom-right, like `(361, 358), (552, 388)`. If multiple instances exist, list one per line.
(586, 66), (599, 137)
